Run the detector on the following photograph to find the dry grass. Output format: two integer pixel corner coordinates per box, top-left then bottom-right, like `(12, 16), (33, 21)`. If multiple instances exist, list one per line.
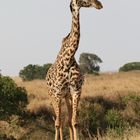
(82, 71), (140, 98)
(97, 128), (140, 140)
(12, 78), (50, 113)
(13, 71), (140, 99)
(0, 118), (27, 139)
(11, 71), (140, 140)
(12, 71), (140, 114)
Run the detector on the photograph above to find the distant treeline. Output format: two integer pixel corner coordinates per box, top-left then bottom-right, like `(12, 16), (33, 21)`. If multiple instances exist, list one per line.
(18, 53), (140, 81)
(19, 63), (52, 81)
(119, 62), (140, 72)
(19, 53), (103, 81)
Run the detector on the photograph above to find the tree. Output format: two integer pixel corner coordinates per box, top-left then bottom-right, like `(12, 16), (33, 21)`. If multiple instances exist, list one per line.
(0, 75), (27, 120)
(79, 53), (102, 74)
(119, 62), (140, 72)
(19, 64), (35, 81)
(19, 63), (52, 81)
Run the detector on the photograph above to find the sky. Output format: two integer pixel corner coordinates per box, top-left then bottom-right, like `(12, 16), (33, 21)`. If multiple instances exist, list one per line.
(0, 0), (140, 76)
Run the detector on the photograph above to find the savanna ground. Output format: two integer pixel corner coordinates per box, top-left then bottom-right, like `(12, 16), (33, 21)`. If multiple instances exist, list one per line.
(0, 71), (140, 140)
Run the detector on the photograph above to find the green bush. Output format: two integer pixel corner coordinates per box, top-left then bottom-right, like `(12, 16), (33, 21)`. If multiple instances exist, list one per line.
(78, 96), (133, 138)
(19, 63), (52, 81)
(122, 93), (140, 125)
(105, 109), (127, 134)
(79, 97), (106, 137)
(0, 76), (28, 120)
(123, 93), (140, 104)
(119, 62), (140, 72)
(0, 134), (16, 140)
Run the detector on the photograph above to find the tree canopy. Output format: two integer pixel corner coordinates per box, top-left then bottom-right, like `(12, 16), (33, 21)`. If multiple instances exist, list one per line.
(0, 75), (27, 120)
(19, 63), (52, 81)
(119, 62), (140, 72)
(79, 52), (102, 74)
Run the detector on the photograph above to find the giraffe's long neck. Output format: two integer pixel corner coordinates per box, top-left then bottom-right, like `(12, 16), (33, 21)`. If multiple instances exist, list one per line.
(70, 3), (80, 41)
(57, 3), (80, 66)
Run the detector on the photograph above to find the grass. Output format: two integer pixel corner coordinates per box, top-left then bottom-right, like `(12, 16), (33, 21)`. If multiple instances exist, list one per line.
(1, 71), (140, 139)
(13, 71), (140, 98)
(82, 71), (140, 98)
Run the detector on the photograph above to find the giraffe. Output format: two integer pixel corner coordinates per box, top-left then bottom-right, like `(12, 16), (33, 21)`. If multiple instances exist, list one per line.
(46, 0), (103, 139)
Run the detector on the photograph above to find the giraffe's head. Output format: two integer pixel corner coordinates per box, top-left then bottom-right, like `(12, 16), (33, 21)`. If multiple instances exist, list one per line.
(78, 0), (103, 9)
(70, 0), (103, 12)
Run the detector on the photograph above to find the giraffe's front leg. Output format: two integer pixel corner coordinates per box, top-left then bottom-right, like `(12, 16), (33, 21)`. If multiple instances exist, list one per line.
(51, 98), (63, 140)
(71, 91), (81, 140)
(65, 98), (74, 140)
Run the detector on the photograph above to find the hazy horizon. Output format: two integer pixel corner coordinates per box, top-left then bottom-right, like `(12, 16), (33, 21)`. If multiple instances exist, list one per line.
(0, 0), (140, 76)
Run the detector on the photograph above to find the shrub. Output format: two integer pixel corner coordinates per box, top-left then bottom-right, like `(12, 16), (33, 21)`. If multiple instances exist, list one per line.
(78, 96), (132, 138)
(105, 109), (127, 134)
(119, 62), (140, 72)
(122, 93), (140, 125)
(0, 76), (28, 120)
(123, 93), (140, 104)
(19, 63), (52, 81)
(105, 110), (122, 128)
(79, 97), (106, 137)
(0, 134), (16, 140)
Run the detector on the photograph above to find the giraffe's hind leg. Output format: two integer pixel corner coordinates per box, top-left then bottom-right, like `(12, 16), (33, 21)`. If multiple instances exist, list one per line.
(65, 97), (74, 140)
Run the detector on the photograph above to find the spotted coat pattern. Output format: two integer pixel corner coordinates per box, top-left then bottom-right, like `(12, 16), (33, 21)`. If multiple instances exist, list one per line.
(45, 0), (103, 139)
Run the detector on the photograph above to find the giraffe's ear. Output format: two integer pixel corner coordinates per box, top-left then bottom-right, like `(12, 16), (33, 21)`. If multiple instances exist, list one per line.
(92, 0), (103, 9)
